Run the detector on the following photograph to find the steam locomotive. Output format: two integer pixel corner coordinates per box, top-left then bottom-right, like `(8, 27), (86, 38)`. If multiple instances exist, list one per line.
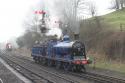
(6, 43), (12, 51)
(31, 35), (91, 72)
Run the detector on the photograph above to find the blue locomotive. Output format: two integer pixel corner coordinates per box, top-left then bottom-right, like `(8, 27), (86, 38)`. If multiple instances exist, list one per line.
(31, 35), (91, 71)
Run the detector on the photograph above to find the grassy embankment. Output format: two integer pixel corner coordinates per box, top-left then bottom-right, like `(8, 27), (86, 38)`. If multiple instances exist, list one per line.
(88, 53), (125, 73)
(103, 8), (125, 30)
(82, 9), (125, 73)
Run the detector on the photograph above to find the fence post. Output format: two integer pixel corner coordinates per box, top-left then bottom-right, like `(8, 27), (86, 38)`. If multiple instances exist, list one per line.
(120, 23), (123, 32)
(93, 57), (96, 69)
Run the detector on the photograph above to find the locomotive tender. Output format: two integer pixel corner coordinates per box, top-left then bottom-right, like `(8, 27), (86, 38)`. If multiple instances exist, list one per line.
(31, 35), (91, 71)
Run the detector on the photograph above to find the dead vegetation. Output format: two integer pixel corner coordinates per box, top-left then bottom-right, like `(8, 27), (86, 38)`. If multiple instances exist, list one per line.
(103, 32), (125, 60)
(80, 17), (125, 60)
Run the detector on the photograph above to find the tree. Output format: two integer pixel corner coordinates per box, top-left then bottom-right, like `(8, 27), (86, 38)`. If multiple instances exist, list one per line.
(111, 0), (125, 10)
(115, 0), (120, 10)
(89, 1), (96, 17)
(16, 31), (42, 48)
(120, 0), (123, 9)
(54, 0), (87, 39)
(23, 13), (41, 33)
(16, 36), (24, 48)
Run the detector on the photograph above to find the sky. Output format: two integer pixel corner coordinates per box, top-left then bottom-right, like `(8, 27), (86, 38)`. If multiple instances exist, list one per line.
(93, 0), (113, 15)
(0, 0), (113, 43)
(0, 0), (39, 43)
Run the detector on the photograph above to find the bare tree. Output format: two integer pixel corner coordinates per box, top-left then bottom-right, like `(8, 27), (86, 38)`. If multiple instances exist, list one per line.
(88, 1), (97, 17)
(115, 0), (120, 10)
(120, 0), (125, 9)
(55, 0), (87, 39)
(23, 14), (39, 32)
(16, 30), (42, 48)
(110, 0), (125, 10)
(89, 2), (101, 29)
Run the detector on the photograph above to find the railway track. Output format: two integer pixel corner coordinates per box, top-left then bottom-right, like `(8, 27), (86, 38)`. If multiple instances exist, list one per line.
(0, 54), (53, 83)
(12, 53), (125, 83)
(0, 52), (80, 83)
(68, 71), (125, 83)
(13, 53), (125, 83)
(1, 51), (125, 83)
(86, 72), (125, 83)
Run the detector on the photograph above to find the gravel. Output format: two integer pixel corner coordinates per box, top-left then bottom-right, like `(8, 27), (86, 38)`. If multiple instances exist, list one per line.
(0, 61), (25, 83)
(87, 66), (125, 80)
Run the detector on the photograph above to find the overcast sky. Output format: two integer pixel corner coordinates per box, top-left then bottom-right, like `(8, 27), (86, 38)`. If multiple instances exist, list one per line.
(0, 0), (113, 43)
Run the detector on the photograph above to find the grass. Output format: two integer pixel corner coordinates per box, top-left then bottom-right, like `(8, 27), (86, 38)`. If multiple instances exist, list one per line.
(94, 60), (125, 73)
(88, 53), (125, 74)
(102, 8), (125, 30)
(82, 9), (125, 31)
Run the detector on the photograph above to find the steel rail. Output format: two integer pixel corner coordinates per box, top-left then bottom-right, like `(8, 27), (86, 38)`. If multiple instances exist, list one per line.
(0, 54), (54, 83)
(2, 51), (125, 83)
(14, 53), (125, 83)
(0, 53), (79, 83)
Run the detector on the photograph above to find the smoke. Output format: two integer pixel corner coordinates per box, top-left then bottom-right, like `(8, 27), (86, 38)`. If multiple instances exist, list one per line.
(43, 0), (85, 35)
(28, 0), (87, 37)
(39, 0), (63, 38)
